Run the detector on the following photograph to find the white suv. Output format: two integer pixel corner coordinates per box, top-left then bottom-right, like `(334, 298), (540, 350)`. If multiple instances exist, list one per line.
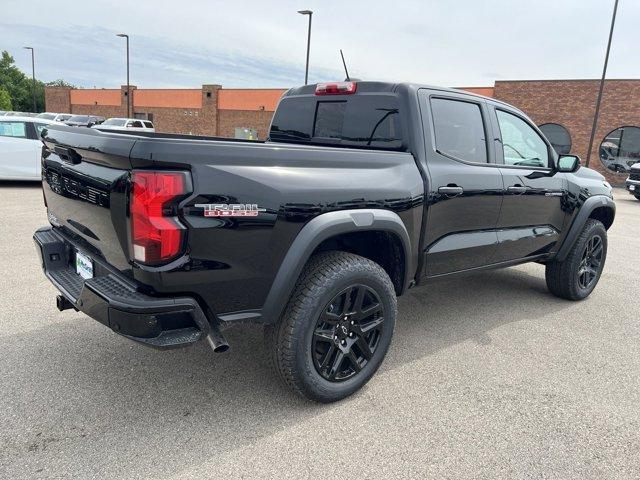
(0, 116), (63, 180)
(36, 112), (73, 122)
(92, 118), (155, 133)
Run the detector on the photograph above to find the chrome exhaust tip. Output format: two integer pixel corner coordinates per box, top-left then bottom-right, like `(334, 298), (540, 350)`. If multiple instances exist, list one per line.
(206, 323), (230, 353)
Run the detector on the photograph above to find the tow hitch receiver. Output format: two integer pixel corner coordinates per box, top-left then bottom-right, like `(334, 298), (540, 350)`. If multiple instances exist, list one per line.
(56, 295), (75, 311)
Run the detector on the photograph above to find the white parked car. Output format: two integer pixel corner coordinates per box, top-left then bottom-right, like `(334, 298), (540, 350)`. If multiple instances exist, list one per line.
(36, 112), (73, 122)
(3, 111), (37, 117)
(0, 116), (62, 181)
(92, 118), (155, 132)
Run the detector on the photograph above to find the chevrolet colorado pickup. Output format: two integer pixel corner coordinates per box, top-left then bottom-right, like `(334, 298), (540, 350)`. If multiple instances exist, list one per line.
(34, 81), (615, 402)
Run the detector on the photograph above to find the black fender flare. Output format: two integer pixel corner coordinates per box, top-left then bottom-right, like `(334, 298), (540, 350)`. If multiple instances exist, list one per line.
(260, 209), (413, 324)
(555, 195), (615, 262)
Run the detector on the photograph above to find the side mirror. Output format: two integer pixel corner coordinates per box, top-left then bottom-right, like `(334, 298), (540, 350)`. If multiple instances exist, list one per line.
(557, 154), (581, 173)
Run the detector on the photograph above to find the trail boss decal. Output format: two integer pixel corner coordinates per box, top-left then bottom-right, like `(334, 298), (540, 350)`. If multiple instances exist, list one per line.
(195, 203), (267, 217)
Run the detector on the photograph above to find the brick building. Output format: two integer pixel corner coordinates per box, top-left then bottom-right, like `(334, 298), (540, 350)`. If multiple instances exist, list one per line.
(465, 80), (640, 185)
(45, 84), (286, 140)
(46, 79), (640, 184)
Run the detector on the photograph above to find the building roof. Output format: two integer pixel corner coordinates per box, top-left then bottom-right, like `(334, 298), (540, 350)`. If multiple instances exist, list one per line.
(134, 89), (202, 109)
(457, 86), (495, 97)
(70, 89), (121, 106)
(218, 89), (286, 111)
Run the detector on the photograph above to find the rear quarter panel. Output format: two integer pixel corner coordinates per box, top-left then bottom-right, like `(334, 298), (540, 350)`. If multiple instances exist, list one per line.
(129, 139), (424, 315)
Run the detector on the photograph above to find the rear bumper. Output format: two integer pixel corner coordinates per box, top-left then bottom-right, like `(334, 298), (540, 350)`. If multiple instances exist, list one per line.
(33, 226), (211, 349)
(626, 178), (640, 193)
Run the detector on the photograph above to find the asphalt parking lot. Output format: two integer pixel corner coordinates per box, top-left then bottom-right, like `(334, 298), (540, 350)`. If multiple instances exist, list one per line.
(0, 182), (638, 479)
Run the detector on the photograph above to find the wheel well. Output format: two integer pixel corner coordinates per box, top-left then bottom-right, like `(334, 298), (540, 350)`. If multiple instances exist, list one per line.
(312, 230), (405, 295)
(589, 206), (614, 230)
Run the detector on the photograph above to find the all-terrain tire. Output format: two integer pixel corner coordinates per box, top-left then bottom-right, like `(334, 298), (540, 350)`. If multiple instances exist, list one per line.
(265, 251), (397, 403)
(545, 219), (607, 300)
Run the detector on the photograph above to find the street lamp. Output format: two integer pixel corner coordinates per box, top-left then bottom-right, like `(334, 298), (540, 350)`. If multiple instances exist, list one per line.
(298, 10), (313, 85)
(585, 0), (619, 167)
(23, 47), (36, 112)
(116, 33), (130, 118)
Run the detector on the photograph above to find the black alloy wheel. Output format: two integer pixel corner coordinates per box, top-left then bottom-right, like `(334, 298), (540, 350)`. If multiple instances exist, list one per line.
(312, 285), (384, 382)
(545, 219), (608, 301)
(577, 235), (604, 290)
(265, 251), (397, 403)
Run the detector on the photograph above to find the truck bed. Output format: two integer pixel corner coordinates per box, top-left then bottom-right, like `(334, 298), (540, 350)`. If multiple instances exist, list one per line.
(40, 124), (424, 317)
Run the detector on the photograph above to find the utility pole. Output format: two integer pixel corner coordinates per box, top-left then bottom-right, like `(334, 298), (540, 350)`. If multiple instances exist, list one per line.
(298, 10), (313, 85)
(585, 0), (619, 167)
(23, 47), (36, 112)
(116, 33), (131, 117)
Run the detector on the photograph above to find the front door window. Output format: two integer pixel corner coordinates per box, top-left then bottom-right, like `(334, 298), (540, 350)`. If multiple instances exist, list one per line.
(496, 110), (549, 168)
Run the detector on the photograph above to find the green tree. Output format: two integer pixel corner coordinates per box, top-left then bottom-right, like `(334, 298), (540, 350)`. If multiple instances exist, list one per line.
(0, 87), (11, 110)
(46, 79), (78, 88)
(0, 51), (30, 111)
(0, 50), (74, 113)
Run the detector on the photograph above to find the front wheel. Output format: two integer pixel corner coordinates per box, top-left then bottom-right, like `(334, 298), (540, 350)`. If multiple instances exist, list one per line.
(265, 251), (397, 403)
(545, 219), (608, 300)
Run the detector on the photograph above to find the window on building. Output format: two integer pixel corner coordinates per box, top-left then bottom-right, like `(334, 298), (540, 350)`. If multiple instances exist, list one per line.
(0, 121), (27, 138)
(496, 110), (549, 168)
(430, 98), (487, 163)
(539, 123), (572, 155)
(599, 126), (640, 174)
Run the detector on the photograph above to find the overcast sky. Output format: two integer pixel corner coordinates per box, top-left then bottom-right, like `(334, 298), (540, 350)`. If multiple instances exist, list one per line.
(1, 0), (638, 89)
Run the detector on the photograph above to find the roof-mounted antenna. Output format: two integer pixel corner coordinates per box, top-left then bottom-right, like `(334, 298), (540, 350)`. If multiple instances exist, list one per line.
(340, 49), (351, 81)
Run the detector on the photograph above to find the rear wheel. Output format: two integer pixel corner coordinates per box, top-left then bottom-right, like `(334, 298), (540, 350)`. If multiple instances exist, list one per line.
(634, 194), (640, 201)
(265, 251), (396, 403)
(545, 219), (607, 300)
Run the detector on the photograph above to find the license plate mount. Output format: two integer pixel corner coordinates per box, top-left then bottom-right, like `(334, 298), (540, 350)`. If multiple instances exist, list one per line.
(75, 251), (94, 280)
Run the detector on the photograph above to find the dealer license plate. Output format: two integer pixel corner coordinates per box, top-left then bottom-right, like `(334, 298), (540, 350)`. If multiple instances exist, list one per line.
(75, 251), (94, 280)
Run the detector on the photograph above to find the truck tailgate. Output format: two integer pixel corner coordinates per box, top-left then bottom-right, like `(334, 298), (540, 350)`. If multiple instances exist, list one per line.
(41, 126), (137, 271)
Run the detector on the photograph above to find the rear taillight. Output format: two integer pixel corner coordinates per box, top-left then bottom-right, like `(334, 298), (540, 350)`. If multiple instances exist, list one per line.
(130, 171), (191, 265)
(315, 81), (357, 95)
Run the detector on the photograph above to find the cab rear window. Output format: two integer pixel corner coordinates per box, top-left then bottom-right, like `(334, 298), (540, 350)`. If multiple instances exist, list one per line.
(270, 95), (403, 149)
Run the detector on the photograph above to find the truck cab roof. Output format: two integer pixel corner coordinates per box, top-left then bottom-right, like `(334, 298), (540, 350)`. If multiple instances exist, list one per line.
(270, 81), (526, 152)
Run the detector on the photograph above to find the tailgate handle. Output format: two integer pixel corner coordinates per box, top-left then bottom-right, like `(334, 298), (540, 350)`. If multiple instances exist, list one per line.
(507, 185), (527, 194)
(54, 146), (82, 164)
(438, 185), (464, 196)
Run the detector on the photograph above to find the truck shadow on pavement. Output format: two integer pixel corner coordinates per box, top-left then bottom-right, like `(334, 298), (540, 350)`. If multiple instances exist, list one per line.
(3, 265), (574, 478)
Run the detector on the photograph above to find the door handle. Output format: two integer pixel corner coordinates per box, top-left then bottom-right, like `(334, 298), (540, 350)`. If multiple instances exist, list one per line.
(507, 185), (527, 194)
(438, 186), (464, 196)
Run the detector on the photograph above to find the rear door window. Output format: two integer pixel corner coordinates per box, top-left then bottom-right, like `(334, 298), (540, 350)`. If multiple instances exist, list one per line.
(0, 121), (27, 138)
(430, 98), (488, 164)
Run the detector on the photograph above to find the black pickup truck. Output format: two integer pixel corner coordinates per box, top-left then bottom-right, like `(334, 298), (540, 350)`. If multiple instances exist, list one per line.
(34, 81), (615, 402)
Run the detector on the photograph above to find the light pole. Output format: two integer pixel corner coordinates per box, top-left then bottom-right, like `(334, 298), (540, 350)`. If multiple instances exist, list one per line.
(298, 10), (313, 85)
(116, 33), (130, 118)
(585, 0), (619, 167)
(23, 47), (36, 112)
